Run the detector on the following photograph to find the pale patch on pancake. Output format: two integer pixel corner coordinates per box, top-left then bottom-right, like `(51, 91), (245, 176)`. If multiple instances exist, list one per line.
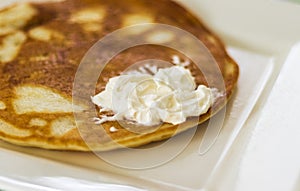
(0, 119), (31, 137)
(123, 14), (154, 26)
(225, 59), (237, 76)
(70, 7), (105, 23)
(146, 31), (175, 44)
(0, 3), (37, 36)
(82, 23), (102, 32)
(29, 55), (50, 62)
(0, 101), (6, 110)
(28, 26), (64, 42)
(13, 85), (84, 115)
(50, 116), (75, 136)
(123, 14), (154, 34)
(0, 31), (27, 63)
(70, 7), (105, 32)
(206, 34), (217, 44)
(29, 118), (47, 127)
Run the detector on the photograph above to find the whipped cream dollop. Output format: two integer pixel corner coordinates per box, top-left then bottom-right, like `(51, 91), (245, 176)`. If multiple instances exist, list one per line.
(92, 65), (217, 126)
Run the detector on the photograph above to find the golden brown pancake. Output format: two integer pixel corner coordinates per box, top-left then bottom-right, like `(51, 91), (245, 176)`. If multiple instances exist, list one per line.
(0, 0), (239, 151)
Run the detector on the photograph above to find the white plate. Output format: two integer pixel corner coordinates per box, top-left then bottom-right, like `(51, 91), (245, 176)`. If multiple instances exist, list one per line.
(0, 47), (273, 190)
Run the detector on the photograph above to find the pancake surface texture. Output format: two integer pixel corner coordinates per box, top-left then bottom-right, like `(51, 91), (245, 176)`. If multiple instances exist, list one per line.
(0, 0), (239, 151)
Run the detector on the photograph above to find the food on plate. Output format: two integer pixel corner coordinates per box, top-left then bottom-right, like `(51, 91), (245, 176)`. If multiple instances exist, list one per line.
(0, 0), (239, 151)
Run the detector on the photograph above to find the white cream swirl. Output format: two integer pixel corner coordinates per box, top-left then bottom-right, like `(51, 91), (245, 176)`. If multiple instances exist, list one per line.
(92, 66), (215, 126)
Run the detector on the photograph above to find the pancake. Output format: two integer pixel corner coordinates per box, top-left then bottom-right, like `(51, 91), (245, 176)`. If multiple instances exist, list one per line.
(0, 0), (239, 151)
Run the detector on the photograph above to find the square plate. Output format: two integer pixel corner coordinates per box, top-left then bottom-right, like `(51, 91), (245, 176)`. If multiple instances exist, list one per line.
(0, 46), (273, 190)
